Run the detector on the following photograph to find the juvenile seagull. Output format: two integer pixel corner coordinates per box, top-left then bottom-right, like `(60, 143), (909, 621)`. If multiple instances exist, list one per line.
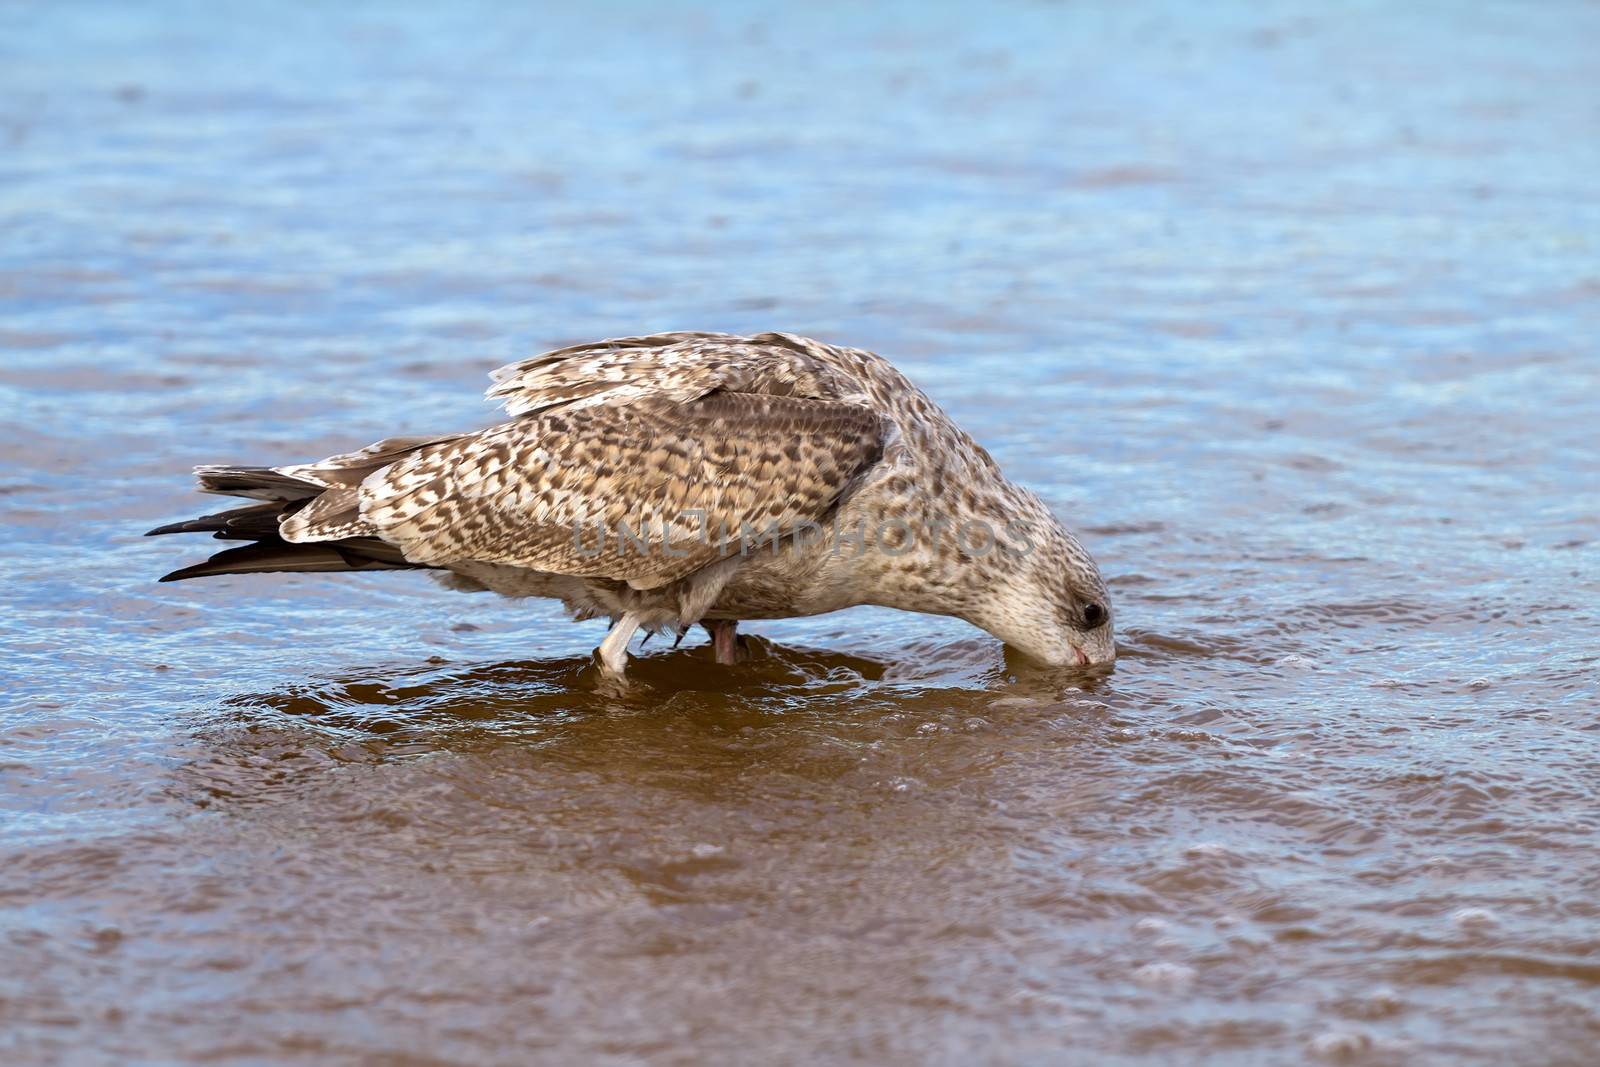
(150, 332), (1114, 674)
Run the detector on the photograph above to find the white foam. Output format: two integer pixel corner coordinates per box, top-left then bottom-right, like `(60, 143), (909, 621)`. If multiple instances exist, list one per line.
(1307, 1030), (1373, 1059)
(1131, 961), (1195, 991)
(1451, 906), (1499, 930)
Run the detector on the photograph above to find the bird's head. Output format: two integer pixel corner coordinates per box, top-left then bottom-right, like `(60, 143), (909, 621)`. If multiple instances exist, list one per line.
(964, 496), (1115, 670)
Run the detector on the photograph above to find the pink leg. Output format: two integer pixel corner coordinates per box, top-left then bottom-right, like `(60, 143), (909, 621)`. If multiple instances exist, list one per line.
(705, 620), (744, 665)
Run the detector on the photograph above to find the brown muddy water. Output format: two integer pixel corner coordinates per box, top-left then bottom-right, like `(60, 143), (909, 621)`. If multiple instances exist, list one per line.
(3, 3), (1599, 1065)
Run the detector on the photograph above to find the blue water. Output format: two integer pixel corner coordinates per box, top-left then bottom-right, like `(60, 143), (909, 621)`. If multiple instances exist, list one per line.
(3, 3), (1598, 1064)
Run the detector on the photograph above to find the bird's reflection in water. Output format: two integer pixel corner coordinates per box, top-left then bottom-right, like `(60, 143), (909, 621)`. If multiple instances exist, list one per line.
(242, 638), (886, 739)
(186, 634), (1116, 815)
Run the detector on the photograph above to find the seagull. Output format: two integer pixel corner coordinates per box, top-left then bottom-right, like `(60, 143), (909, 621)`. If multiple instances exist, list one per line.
(149, 332), (1114, 675)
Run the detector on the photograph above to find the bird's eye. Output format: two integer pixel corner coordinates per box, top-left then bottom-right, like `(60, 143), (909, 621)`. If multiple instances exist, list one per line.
(1082, 602), (1107, 628)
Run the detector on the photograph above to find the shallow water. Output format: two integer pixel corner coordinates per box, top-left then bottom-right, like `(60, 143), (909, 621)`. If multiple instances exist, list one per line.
(4, 2), (1599, 1064)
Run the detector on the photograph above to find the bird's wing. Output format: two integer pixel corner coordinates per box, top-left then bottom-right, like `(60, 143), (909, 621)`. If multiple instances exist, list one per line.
(357, 391), (886, 588)
(484, 331), (866, 417)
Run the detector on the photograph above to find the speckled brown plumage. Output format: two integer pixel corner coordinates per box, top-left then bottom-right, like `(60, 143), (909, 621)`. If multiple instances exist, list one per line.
(150, 332), (1115, 673)
(358, 391), (884, 587)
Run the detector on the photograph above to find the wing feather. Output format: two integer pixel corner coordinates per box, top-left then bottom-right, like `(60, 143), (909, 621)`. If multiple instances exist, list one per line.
(225, 333), (888, 587)
(360, 392), (885, 587)
(485, 331), (863, 417)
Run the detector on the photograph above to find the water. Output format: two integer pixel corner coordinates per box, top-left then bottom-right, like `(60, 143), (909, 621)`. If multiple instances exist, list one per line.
(4, 2), (1599, 1063)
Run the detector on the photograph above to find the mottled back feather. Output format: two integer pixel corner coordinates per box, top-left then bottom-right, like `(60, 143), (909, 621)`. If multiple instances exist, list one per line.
(360, 391), (885, 588)
(486, 331), (868, 417)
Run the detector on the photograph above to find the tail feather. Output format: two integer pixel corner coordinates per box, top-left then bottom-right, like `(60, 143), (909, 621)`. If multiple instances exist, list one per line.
(195, 465), (322, 501)
(146, 501), (293, 540)
(156, 441), (447, 584)
(158, 538), (423, 583)
(153, 480), (429, 584)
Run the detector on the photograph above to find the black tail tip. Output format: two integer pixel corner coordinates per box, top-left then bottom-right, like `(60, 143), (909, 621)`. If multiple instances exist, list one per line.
(157, 565), (206, 582)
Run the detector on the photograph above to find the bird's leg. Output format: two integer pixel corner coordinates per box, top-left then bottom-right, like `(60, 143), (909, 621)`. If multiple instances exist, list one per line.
(705, 620), (745, 665)
(597, 612), (643, 676)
